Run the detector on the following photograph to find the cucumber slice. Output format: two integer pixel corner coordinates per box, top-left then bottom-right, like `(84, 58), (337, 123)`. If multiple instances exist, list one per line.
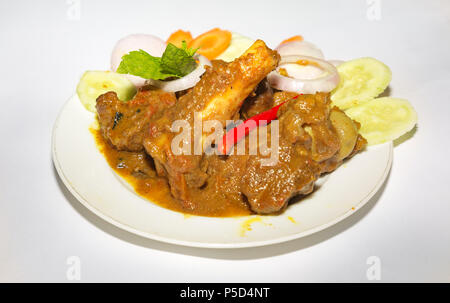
(76, 71), (137, 112)
(216, 32), (255, 62)
(345, 97), (417, 145)
(331, 57), (392, 110)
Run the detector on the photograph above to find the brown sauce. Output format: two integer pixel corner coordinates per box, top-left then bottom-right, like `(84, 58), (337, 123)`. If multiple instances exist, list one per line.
(91, 127), (251, 217)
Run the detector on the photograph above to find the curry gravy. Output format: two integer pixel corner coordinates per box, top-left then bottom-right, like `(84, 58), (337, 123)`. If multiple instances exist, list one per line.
(91, 128), (251, 217)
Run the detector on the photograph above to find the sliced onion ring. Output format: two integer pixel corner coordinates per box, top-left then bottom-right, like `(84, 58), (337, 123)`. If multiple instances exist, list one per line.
(276, 41), (324, 59)
(146, 55), (212, 92)
(111, 34), (167, 87)
(267, 55), (340, 94)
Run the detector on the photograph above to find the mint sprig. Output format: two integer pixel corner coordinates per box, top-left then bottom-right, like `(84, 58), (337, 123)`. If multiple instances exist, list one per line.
(117, 41), (198, 80)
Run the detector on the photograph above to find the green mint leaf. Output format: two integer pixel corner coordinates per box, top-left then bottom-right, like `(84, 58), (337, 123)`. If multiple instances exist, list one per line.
(116, 43), (198, 81)
(181, 40), (199, 57)
(160, 43), (197, 77)
(116, 49), (177, 80)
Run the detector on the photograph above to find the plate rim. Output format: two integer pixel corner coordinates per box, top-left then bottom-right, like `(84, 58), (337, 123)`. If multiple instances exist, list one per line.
(52, 95), (393, 249)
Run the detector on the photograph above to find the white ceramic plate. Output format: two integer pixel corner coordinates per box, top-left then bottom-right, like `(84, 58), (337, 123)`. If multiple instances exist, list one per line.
(52, 95), (393, 248)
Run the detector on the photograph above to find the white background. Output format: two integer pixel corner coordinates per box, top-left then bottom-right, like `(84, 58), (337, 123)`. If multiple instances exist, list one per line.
(0, 0), (449, 282)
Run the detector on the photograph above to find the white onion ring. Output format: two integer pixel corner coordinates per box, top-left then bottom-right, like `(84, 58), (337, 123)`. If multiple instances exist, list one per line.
(147, 55), (212, 92)
(111, 34), (166, 87)
(267, 55), (340, 94)
(281, 64), (324, 80)
(276, 41), (324, 59)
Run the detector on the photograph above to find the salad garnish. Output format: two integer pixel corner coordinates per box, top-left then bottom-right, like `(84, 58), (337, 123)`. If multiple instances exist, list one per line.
(117, 41), (199, 80)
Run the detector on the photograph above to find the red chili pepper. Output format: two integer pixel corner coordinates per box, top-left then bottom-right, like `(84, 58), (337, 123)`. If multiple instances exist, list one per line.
(218, 94), (300, 155)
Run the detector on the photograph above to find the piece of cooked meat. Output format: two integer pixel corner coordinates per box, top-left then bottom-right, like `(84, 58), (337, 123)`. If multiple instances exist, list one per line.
(199, 40), (280, 123)
(239, 124), (320, 214)
(277, 92), (340, 162)
(143, 40), (280, 204)
(96, 87), (177, 151)
(239, 92), (364, 214)
(240, 79), (274, 119)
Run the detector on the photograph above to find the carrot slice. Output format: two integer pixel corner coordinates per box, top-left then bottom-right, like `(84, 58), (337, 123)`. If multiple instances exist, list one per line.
(188, 28), (232, 60)
(167, 30), (193, 48)
(279, 35), (304, 46)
